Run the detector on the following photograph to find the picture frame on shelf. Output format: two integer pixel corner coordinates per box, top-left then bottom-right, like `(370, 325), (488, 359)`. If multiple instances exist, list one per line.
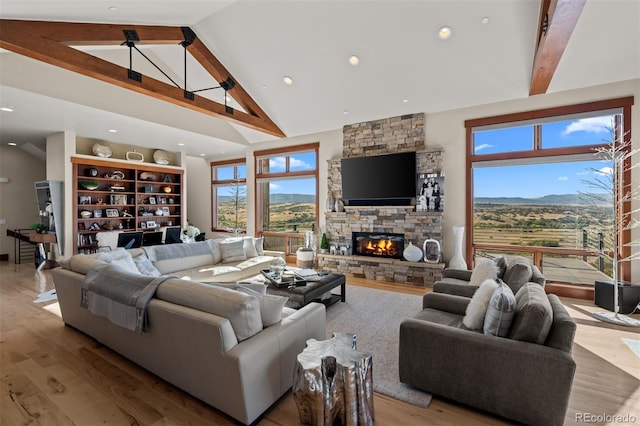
(93, 209), (103, 218)
(146, 220), (157, 229)
(148, 197), (157, 205)
(168, 198), (175, 204)
(159, 196), (167, 204)
(105, 208), (119, 218)
(161, 207), (170, 216)
(110, 194), (127, 205)
(416, 172), (444, 212)
(79, 195), (91, 205)
(140, 222), (147, 229)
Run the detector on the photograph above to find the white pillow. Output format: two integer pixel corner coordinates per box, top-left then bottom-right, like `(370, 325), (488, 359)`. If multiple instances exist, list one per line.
(133, 255), (161, 277)
(235, 285), (288, 327)
(469, 260), (499, 286)
(254, 237), (264, 256)
(96, 248), (138, 274)
(219, 239), (247, 263)
(243, 237), (259, 258)
(463, 279), (500, 330)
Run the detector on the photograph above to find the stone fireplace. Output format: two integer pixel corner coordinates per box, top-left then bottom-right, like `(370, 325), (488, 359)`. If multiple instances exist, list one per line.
(352, 232), (404, 259)
(318, 112), (445, 286)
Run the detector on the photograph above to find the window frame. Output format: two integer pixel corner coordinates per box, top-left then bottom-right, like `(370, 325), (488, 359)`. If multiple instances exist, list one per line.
(465, 97), (634, 283)
(254, 142), (319, 238)
(210, 158), (247, 232)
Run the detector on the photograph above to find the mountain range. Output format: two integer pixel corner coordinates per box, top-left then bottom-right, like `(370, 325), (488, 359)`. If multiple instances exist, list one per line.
(474, 193), (612, 205)
(219, 194), (315, 203)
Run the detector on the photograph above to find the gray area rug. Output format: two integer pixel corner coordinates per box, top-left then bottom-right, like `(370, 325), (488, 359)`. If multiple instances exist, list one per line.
(325, 285), (432, 408)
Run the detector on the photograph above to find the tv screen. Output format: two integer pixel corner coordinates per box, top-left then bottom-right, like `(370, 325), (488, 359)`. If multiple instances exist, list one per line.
(341, 152), (416, 205)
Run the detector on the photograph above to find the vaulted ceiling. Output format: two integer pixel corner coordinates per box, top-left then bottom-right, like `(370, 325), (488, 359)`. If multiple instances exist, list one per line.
(0, 0), (638, 158)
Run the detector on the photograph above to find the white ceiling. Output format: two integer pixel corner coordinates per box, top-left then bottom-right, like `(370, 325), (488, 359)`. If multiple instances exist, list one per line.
(0, 0), (638, 159)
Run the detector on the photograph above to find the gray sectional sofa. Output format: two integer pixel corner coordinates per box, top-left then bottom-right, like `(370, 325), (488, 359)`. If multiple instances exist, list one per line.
(52, 238), (326, 425)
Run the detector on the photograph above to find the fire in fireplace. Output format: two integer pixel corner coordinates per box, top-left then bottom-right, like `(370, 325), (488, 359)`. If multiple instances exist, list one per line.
(352, 232), (405, 259)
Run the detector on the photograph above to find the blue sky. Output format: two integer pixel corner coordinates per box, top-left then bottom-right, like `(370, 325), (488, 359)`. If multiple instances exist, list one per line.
(474, 116), (614, 198)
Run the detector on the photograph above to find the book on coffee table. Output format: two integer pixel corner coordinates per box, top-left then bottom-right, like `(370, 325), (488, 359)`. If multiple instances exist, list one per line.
(261, 269), (306, 288)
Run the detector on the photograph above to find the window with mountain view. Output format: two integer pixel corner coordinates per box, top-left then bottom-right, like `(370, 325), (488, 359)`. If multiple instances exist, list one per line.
(255, 144), (318, 234)
(466, 97), (633, 285)
(211, 161), (246, 232)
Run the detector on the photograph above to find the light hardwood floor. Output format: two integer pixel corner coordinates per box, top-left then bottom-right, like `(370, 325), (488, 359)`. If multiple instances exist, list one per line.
(1, 261), (639, 425)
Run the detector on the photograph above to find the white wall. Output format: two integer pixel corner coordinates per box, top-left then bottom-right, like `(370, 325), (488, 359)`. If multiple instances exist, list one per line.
(0, 145), (46, 261)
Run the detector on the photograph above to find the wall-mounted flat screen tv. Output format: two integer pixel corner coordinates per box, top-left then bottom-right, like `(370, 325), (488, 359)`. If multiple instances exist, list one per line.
(341, 151), (416, 205)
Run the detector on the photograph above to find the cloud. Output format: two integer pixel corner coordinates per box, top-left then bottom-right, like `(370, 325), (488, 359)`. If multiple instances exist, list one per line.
(596, 166), (613, 175)
(563, 116), (613, 135)
(475, 143), (493, 151)
(269, 182), (282, 190)
(268, 155), (312, 170)
(557, 176), (568, 181)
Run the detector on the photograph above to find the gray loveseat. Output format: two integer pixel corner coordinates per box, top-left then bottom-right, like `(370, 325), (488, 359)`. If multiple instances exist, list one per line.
(52, 241), (326, 425)
(399, 285), (576, 425)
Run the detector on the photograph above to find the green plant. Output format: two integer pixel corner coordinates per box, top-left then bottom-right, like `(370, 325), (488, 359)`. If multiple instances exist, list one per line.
(320, 233), (328, 250)
(31, 223), (46, 233)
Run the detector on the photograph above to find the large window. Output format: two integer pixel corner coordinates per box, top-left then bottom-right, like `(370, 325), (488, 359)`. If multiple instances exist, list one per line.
(211, 160), (246, 232)
(255, 144), (318, 233)
(466, 97), (633, 285)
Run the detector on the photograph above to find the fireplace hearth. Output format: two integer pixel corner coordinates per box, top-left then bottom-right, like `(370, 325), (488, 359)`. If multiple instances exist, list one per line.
(352, 232), (404, 259)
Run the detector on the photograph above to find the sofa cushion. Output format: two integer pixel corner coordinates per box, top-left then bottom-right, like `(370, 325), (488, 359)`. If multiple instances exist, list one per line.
(173, 265), (243, 283)
(462, 279), (499, 330)
(133, 254), (161, 277)
(495, 255), (508, 278)
(207, 239), (223, 264)
(243, 237), (259, 258)
(220, 239), (247, 263)
(503, 256), (533, 294)
(254, 237), (264, 255)
(483, 280), (516, 337)
(155, 279), (263, 341)
(469, 260), (498, 286)
(508, 283), (553, 344)
(96, 248), (138, 274)
(63, 254), (107, 275)
(235, 285), (288, 327)
(144, 242), (215, 275)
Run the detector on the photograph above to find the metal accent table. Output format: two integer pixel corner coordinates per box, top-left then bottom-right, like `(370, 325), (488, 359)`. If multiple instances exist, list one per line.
(293, 333), (374, 426)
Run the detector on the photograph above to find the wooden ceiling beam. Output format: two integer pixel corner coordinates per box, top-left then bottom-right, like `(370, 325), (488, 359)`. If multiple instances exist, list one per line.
(0, 19), (285, 137)
(529, 0), (586, 95)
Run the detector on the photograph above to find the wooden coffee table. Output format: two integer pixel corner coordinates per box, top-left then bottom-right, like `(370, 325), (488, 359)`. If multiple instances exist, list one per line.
(261, 271), (346, 309)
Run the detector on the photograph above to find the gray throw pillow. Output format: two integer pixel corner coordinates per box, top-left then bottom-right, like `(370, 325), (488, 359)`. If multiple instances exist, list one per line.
(235, 285), (288, 327)
(502, 256), (533, 294)
(133, 255), (161, 277)
(220, 239), (247, 263)
(508, 283), (553, 344)
(495, 255), (508, 278)
(483, 279), (516, 337)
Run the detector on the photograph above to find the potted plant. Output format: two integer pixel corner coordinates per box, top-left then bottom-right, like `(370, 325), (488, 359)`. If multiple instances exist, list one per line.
(320, 233), (328, 254)
(31, 223), (46, 234)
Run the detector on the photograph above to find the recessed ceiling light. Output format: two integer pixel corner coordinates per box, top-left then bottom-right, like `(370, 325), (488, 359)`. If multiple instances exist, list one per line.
(348, 55), (360, 66)
(262, 84), (267, 89)
(178, 143), (185, 146)
(283, 76), (294, 85)
(481, 17), (489, 24)
(343, 110), (348, 115)
(8, 142), (17, 146)
(1, 107), (14, 112)
(200, 153), (206, 156)
(402, 99), (409, 103)
(437, 26), (452, 40)
(108, 6), (117, 11)
(108, 129), (118, 133)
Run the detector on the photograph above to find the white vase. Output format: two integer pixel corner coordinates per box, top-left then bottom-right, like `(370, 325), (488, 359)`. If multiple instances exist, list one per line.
(449, 226), (468, 270)
(403, 242), (423, 262)
(326, 193), (335, 212)
(334, 198), (345, 212)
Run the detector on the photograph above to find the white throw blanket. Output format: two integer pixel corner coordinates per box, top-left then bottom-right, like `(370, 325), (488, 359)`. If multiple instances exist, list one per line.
(81, 264), (172, 334)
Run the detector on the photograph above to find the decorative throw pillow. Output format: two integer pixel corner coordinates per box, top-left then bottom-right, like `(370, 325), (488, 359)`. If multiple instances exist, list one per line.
(508, 282), (553, 344)
(235, 285), (288, 327)
(96, 248), (138, 274)
(503, 256), (533, 294)
(254, 237), (264, 256)
(207, 239), (223, 264)
(133, 255), (161, 277)
(495, 255), (508, 278)
(219, 239), (247, 263)
(469, 260), (499, 286)
(483, 279), (516, 337)
(243, 237), (259, 258)
(463, 279), (500, 330)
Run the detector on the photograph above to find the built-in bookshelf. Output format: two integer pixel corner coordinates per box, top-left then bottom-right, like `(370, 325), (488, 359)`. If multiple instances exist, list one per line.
(72, 157), (184, 254)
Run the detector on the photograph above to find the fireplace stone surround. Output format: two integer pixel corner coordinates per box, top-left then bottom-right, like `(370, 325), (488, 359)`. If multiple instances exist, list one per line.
(318, 113), (445, 286)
